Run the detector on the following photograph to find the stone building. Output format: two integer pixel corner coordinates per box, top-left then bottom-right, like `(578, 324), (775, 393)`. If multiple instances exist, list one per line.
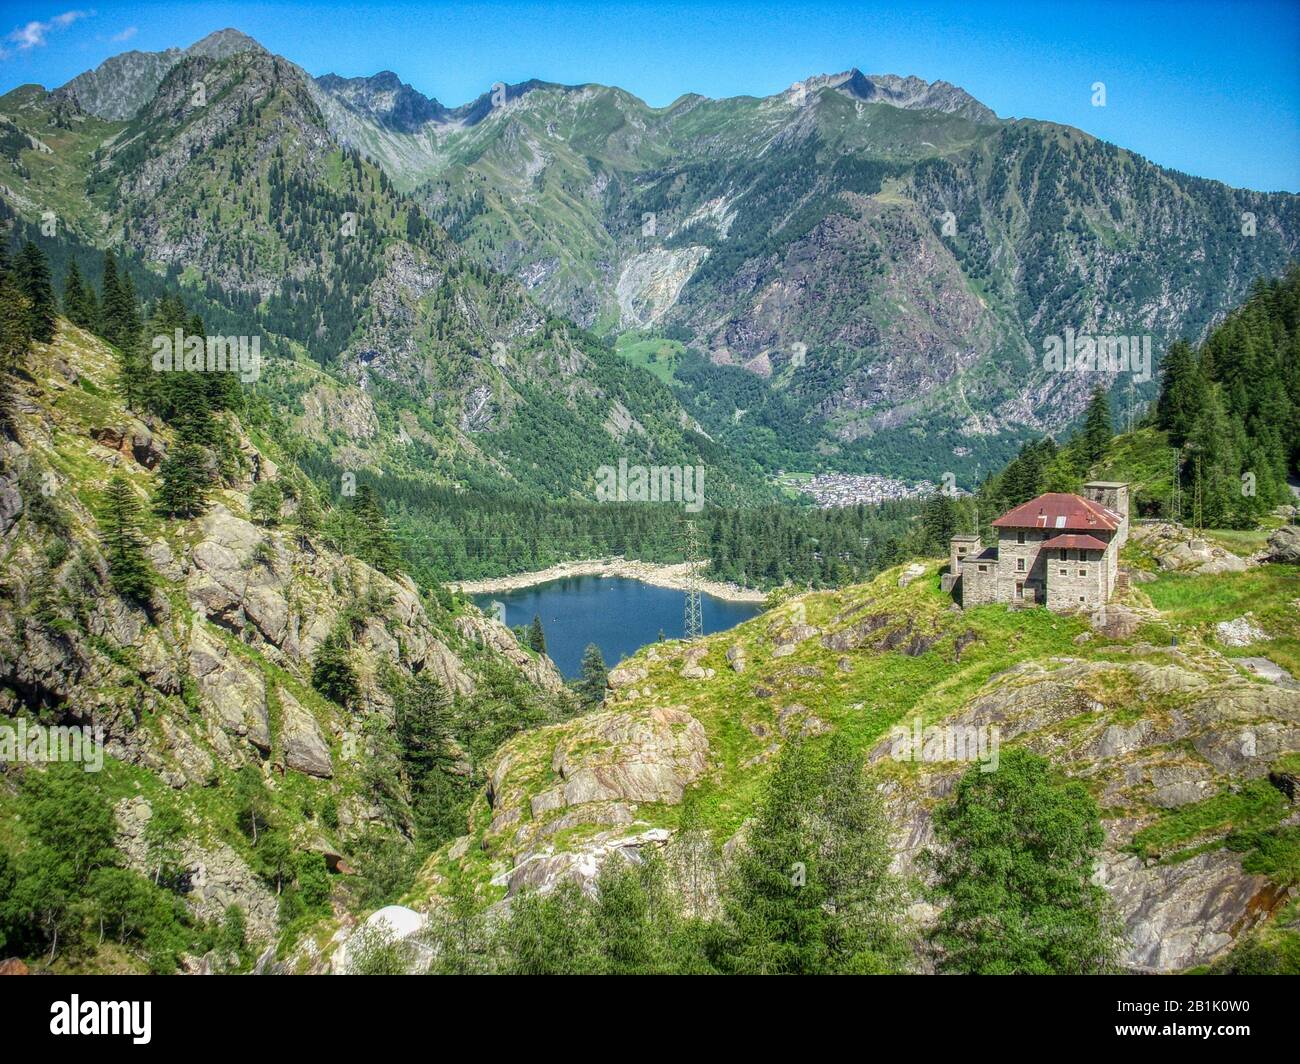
(943, 482), (1129, 611)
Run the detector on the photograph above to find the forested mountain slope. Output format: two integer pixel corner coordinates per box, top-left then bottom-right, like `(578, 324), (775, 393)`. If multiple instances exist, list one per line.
(0, 303), (574, 972)
(315, 65), (1300, 480)
(11, 30), (1300, 489)
(0, 36), (766, 514)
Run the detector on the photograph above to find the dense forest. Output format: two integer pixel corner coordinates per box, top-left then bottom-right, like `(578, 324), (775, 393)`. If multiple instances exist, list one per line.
(950, 265), (1300, 538)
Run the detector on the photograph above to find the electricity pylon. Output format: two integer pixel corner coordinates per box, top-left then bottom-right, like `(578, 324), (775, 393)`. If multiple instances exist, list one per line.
(1192, 454), (1204, 536)
(682, 519), (703, 641)
(1170, 449), (1182, 525)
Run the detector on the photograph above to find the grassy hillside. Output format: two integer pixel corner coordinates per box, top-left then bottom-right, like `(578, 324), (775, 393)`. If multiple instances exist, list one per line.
(415, 531), (1300, 971)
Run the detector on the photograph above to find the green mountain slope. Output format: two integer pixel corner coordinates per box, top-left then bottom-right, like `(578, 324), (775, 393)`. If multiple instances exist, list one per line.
(1, 44), (769, 512)
(310, 67), (1300, 482)
(415, 541), (1299, 973)
(0, 310), (580, 971)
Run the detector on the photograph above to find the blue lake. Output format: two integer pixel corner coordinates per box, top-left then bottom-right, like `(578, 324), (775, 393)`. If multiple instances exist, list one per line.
(474, 575), (762, 678)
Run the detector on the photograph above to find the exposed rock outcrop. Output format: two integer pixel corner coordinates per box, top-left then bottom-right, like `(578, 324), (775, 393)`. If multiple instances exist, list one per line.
(115, 797), (280, 941)
(1265, 524), (1300, 564)
(279, 687), (333, 778)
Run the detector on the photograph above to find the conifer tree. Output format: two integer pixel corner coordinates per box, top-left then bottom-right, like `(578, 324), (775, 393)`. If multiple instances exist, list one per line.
(62, 260), (98, 331)
(14, 241), (56, 343)
(154, 441), (211, 518)
(577, 643), (608, 704)
(1155, 340), (1206, 443)
(99, 251), (138, 348)
(98, 474), (152, 601)
(1080, 385), (1113, 466)
(351, 485), (400, 574)
(722, 742), (824, 973)
(250, 480), (282, 525)
(0, 273), (33, 372)
(925, 749), (1121, 974)
(100, 252), (148, 409)
(921, 491), (958, 552)
(294, 488), (322, 542)
(394, 673), (452, 786)
(311, 627), (359, 707)
(528, 615), (547, 655)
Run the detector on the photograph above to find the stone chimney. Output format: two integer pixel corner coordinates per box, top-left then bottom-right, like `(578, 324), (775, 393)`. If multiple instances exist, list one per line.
(1084, 481), (1130, 547)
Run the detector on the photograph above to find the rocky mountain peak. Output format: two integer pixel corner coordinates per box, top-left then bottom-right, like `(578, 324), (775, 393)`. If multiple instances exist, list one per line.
(54, 27), (265, 121)
(184, 27), (267, 60)
(801, 68), (999, 123)
(315, 70), (448, 132)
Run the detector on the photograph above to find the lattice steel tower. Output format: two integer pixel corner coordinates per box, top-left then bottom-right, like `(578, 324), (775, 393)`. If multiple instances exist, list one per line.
(683, 519), (703, 641)
(1170, 449), (1182, 525)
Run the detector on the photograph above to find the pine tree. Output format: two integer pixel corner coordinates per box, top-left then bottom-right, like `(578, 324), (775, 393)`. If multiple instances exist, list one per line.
(98, 474), (152, 601)
(99, 251), (134, 347)
(154, 441), (211, 518)
(528, 615), (547, 655)
(351, 485), (400, 574)
(722, 739), (908, 974)
(100, 252), (147, 409)
(1155, 340), (1206, 443)
(14, 242), (56, 343)
(921, 491), (958, 552)
(722, 740), (829, 973)
(311, 627), (358, 707)
(0, 273), (33, 372)
(294, 488), (322, 542)
(577, 643), (608, 704)
(395, 674), (451, 785)
(249, 480), (282, 525)
(1080, 385), (1113, 466)
(62, 260), (98, 331)
(925, 749), (1121, 974)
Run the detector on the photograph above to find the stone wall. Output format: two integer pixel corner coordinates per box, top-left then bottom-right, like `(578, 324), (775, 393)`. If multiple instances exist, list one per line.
(949, 535), (981, 576)
(995, 529), (1050, 605)
(958, 557), (998, 606)
(1045, 547), (1109, 611)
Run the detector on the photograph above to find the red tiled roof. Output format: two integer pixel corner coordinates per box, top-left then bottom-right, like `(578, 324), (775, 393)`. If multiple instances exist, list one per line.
(992, 492), (1121, 532)
(1043, 533), (1109, 552)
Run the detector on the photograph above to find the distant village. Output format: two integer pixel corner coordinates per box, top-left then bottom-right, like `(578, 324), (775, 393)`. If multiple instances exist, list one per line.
(780, 472), (946, 508)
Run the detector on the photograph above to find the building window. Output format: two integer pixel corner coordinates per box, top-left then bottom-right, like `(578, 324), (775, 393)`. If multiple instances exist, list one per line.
(1017, 531), (1025, 545)
(1079, 596), (1086, 603)
(1059, 568), (1068, 576)
(1017, 558), (1026, 572)
(977, 565), (987, 572)
(1078, 568), (1087, 577)
(1060, 549), (1068, 561)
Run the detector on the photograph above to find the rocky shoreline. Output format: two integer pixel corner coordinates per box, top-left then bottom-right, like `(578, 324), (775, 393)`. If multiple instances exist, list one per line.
(449, 557), (768, 603)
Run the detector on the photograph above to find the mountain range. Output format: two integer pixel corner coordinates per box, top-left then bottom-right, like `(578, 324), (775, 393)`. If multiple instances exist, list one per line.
(6, 27), (1300, 491)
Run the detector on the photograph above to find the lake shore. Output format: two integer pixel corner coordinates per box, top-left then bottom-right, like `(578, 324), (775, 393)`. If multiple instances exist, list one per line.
(449, 557), (768, 603)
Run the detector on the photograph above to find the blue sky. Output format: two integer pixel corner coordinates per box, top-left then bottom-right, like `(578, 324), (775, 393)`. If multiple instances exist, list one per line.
(2, 0), (1298, 191)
